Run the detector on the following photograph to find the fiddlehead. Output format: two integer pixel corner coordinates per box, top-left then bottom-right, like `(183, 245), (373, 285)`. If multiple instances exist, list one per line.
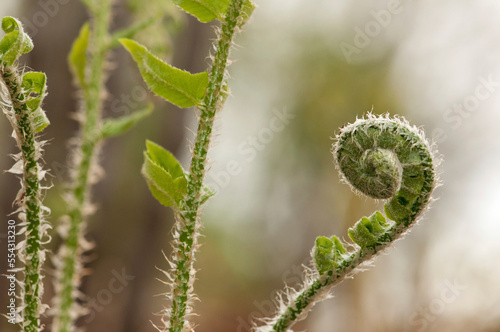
(255, 113), (439, 332)
(336, 113), (435, 237)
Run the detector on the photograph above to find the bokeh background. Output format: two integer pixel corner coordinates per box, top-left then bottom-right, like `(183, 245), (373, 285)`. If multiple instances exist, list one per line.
(1, 0), (500, 331)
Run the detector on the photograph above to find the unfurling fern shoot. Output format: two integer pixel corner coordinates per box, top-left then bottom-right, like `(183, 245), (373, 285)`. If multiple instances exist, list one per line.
(256, 113), (439, 332)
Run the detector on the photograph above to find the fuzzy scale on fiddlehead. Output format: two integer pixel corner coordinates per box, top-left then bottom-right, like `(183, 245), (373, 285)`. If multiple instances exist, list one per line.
(255, 113), (439, 332)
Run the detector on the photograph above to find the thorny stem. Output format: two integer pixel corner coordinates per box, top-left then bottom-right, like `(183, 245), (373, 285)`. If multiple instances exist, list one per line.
(165, 0), (245, 331)
(53, 1), (112, 331)
(1, 65), (46, 332)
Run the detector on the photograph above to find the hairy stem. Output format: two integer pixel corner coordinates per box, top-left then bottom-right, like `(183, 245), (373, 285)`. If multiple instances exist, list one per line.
(1, 65), (47, 332)
(165, 1), (245, 331)
(53, 1), (111, 331)
(271, 221), (425, 331)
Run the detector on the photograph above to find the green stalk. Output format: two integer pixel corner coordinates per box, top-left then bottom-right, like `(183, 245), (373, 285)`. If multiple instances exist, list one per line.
(1, 65), (46, 332)
(270, 221), (425, 331)
(165, 0), (246, 330)
(52, 1), (112, 331)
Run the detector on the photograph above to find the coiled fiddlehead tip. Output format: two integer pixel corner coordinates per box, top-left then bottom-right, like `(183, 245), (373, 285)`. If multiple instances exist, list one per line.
(314, 113), (439, 273)
(256, 114), (440, 332)
(333, 113), (439, 230)
(259, 114), (440, 332)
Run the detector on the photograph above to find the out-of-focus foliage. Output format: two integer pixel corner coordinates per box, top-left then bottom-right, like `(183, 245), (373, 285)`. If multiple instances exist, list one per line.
(127, 0), (184, 57)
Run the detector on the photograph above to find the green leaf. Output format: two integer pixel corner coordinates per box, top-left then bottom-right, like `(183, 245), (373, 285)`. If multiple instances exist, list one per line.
(238, 0), (256, 28)
(101, 103), (153, 139)
(314, 236), (335, 275)
(68, 22), (90, 88)
(171, 0), (229, 23)
(348, 211), (390, 248)
(0, 17), (33, 66)
(145, 140), (185, 179)
(366, 211), (389, 234)
(143, 154), (178, 207)
(32, 110), (50, 133)
(171, 0), (254, 24)
(331, 236), (346, 255)
(142, 140), (187, 207)
(174, 176), (188, 194)
(22, 72), (49, 132)
(348, 219), (378, 248)
(22, 72), (46, 109)
(120, 38), (208, 108)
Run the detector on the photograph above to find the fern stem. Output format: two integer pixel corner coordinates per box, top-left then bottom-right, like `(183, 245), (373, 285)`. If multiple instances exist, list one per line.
(53, 1), (112, 331)
(165, 1), (245, 331)
(270, 221), (427, 331)
(1, 65), (47, 332)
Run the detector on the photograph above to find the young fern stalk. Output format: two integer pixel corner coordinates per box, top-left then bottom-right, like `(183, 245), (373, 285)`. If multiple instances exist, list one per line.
(52, 1), (155, 329)
(0, 17), (50, 332)
(167, 1), (247, 330)
(52, 1), (111, 330)
(255, 114), (439, 332)
(120, 0), (254, 329)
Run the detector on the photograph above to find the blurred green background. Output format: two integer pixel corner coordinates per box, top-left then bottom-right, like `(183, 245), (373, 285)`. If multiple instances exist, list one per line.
(1, 0), (500, 331)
